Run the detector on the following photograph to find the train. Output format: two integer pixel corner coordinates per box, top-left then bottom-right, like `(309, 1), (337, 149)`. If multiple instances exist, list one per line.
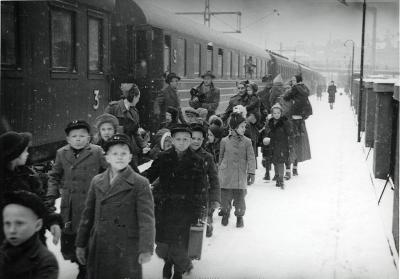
(1, 0), (325, 163)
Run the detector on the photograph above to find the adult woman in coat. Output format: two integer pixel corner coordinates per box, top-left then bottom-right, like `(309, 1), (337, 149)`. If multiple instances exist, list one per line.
(283, 74), (312, 176)
(327, 81), (337, 109)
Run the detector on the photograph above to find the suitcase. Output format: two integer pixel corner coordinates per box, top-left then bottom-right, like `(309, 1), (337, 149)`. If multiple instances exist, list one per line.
(187, 221), (206, 260)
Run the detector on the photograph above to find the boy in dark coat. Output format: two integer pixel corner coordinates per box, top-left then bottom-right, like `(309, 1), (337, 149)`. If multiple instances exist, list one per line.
(143, 124), (208, 279)
(75, 134), (155, 279)
(0, 131), (62, 245)
(46, 120), (108, 279)
(189, 123), (221, 238)
(0, 190), (59, 279)
(263, 103), (294, 189)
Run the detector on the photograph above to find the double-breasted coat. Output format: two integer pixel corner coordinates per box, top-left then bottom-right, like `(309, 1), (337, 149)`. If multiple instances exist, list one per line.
(189, 83), (220, 118)
(143, 147), (208, 245)
(47, 144), (107, 235)
(218, 134), (256, 189)
(75, 166), (155, 279)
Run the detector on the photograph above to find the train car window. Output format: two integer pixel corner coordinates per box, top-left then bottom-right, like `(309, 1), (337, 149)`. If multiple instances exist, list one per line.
(1, 2), (18, 68)
(227, 51), (232, 78)
(193, 43), (201, 77)
(217, 48), (223, 78)
(206, 44), (213, 71)
(176, 38), (186, 77)
(50, 8), (75, 72)
(164, 35), (171, 73)
(88, 17), (103, 73)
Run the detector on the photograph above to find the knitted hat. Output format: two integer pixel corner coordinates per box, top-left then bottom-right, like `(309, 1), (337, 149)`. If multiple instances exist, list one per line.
(271, 103), (283, 112)
(229, 112), (246, 130)
(65, 120), (91, 135)
(209, 123), (224, 139)
(94, 113), (119, 130)
(273, 74), (283, 85)
(0, 131), (32, 163)
(4, 190), (47, 219)
(152, 128), (171, 149)
(103, 133), (133, 153)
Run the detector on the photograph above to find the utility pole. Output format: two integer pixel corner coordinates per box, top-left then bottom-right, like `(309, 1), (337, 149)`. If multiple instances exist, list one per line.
(358, 0), (366, 142)
(176, 0), (242, 33)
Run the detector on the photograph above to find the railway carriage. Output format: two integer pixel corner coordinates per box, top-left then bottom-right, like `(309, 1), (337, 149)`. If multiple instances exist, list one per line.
(1, 0), (322, 163)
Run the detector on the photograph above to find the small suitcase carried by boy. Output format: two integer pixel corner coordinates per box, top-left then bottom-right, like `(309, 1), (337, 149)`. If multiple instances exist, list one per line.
(188, 216), (207, 260)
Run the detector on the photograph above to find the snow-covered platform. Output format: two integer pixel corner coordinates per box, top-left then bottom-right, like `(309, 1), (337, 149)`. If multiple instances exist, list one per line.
(49, 92), (398, 279)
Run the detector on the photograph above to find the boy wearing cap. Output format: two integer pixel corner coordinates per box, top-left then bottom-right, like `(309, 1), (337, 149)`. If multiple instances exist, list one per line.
(46, 120), (107, 279)
(0, 190), (59, 279)
(154, 73), (186, 124)
(189, 123), (221, 238)
(75, 133), (155, 279)
(0, 131), (63, 245)
(143, 124), (208, 279)
(189, 71), (220, 119)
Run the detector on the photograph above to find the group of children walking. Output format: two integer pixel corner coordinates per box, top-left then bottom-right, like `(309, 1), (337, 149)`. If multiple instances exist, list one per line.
(0, 72), (312, 279)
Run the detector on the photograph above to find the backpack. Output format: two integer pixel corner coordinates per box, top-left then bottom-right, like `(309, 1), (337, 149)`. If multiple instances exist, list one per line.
(303, 97), (313, 119)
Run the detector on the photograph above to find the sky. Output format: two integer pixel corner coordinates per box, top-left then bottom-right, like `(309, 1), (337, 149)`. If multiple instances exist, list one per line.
(149, 0), (399, 52)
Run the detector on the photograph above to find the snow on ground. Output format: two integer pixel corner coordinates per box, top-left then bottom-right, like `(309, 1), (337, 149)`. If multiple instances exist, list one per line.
(49, 92), (398, 279)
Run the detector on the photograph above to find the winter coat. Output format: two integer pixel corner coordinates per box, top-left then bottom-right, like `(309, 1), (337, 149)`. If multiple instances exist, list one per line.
(222, 93), (252, 122)
(105, 100), (146, 164)
(143, 147), (207, 244)
(154, 85), (186, 123)
(328, 85), (337, 103)
(218, 134), (256, 189)
(265, 117), (294, 164)
(283, 84), (311, 117)
(1, 166), (63, 243)
(0, 234), (58, 279)
(257, 84), (273, 114)
(47, 144), (107, 234)
(192, 147), (221, 204)
(205, 139), (221, 164)
(189, 83), (220, 118)
(75, 166), (155, 279)
(246, 94), (261, 116)
(245, 122), (260, 158)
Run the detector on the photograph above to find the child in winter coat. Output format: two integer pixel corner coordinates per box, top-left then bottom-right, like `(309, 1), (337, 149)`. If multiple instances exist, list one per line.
(75, 134), (155, 279)
(263, 103), (294, 189)
(0, 131), (63, 245)
(219, 112), (256, 228)
(0, 191), (59, 279)
(92, 113), (120, 150)
(148, 128), (173, 160)
(205, 115), (224, 164)
(46, 120), (107, 279)
(245, 111), (260, 162)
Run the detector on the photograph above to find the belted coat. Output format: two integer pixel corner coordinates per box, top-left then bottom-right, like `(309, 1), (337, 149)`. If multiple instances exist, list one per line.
(218, 134), (256, 189)
(75, 166), (155, 279)
(47, 144), (107, 234)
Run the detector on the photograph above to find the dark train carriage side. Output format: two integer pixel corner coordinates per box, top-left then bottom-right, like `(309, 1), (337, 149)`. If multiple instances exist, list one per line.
(268, 52), (301, 82)
(1, 0), (114, 162)
(110, 0), (272, 132)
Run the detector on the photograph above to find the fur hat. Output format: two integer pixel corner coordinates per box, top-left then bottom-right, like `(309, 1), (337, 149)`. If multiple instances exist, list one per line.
(209, 123), (224, 139)
(209, 115), (223, 127)
(0, 131), (32, 163)
(273, 74), (283, 85)
(65, 120), (91, 135)
(94, 113), (119, 130)
(229, 112), (246, 130)
(4, 190), (47, 219)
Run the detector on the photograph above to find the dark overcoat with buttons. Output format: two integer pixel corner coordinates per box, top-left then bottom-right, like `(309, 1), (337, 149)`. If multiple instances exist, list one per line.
(143, 147), (207, 245)
(75, 166), (155, 279)
(47, 144), (107, 234)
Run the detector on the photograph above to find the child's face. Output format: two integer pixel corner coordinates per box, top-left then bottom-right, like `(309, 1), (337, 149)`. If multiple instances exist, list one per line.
(3, 204), (42, 246)
(246, 86), (254, 95)
(99, 122), (115, 141)
(11, 146), (29, 167)
(185, 113), (198, 124)
(172, 132), (191, 152)
(190, 131), (204, 151)
(272, 108), (282, 120)
(67, 129), (90, 150)
(208, 129), (215, 143)
(235, 122), (247, 136)
(163, 137), (173, 151)
(170, 78), (179, 90)
(246, 114), (257, 124)
(165, 112), (172, 122)
(106, 144), (132, 171)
